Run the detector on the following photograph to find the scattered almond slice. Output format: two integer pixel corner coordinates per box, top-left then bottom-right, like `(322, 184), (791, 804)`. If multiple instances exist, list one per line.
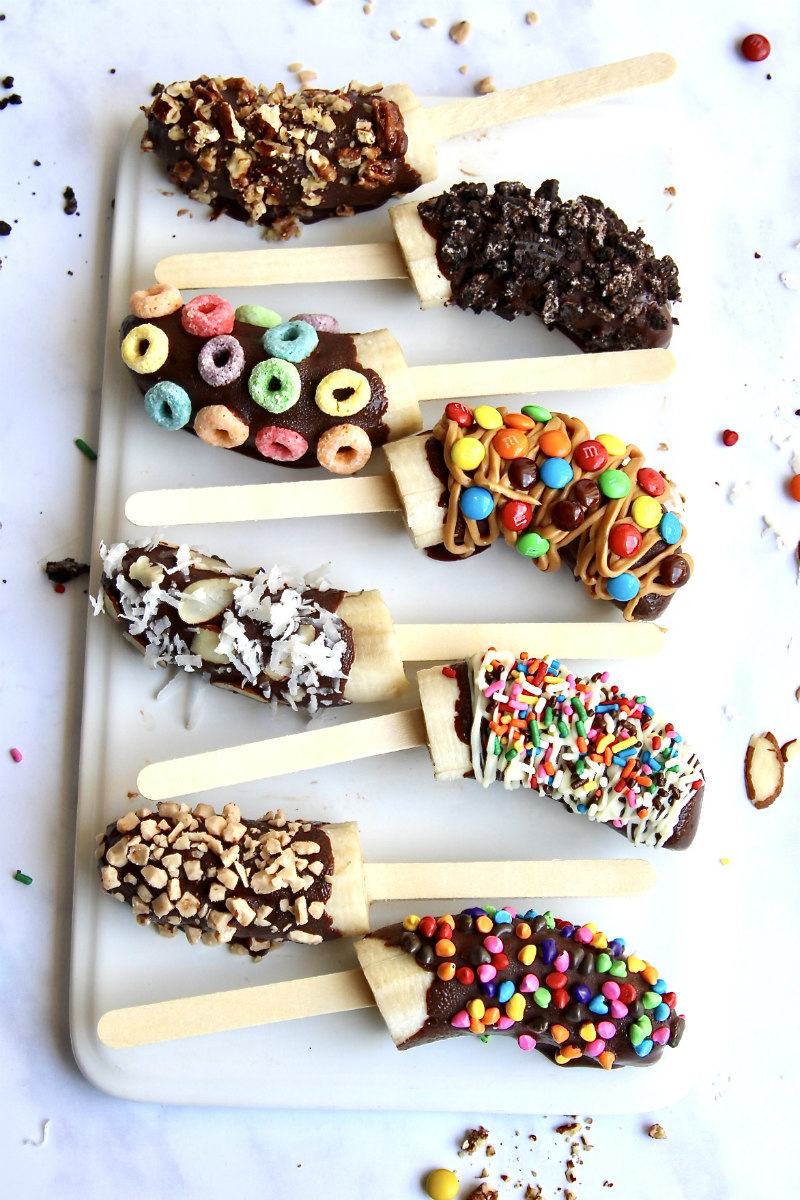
(745, 732), (785, 808)
(780, 738), (799, 764)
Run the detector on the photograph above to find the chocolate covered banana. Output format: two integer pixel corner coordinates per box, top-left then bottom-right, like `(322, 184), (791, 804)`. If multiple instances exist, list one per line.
(142, 58), (675, 239)
(97, 541), (660, 715)
(126, 401), (691, 623)
(158, 180), (680, 355)
(97, 800), (655, 957)
(119, 288), (673, 475)
(137, 650), (705, 852)
(99, 903), (684, 1074)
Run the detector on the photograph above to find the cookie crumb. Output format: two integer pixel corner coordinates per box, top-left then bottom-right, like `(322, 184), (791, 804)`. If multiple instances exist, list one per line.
(476, 76), (496, 94)
(449, 20), (471, 44)
(525, 12), (539, 23)
(390, 29), (401, 40)
(648, 1124), (667, 1140)
(421, 17), (437, 28)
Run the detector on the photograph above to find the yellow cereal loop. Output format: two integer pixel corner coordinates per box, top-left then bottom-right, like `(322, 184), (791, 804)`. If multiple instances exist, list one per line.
(314, 368), (371, 417)
(597, 433), (627, 458)
(474, 404), (503, 430)
(121, 323), (170, 374)
(631, 496), (663, 529)
(450, 437), (486, 471)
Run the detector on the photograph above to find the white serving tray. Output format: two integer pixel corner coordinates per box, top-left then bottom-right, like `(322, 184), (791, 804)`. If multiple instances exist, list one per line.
(70, 99), (707, 1111)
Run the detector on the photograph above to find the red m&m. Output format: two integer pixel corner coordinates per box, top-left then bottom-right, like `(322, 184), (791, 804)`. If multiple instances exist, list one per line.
(574, 439), (609, 472)
(501, 499), (533, 532)
(609, 523), (643, 558)
(636, 467), (666, 497)
(445, 402), (474, 427)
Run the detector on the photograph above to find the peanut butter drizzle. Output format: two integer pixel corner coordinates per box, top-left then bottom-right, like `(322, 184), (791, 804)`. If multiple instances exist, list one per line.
(434, 409), (692, 620)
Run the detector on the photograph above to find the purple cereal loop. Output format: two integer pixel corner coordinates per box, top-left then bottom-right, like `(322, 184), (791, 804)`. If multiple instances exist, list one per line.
(197, 335), (245, 387)
(290, 312), (340, 334)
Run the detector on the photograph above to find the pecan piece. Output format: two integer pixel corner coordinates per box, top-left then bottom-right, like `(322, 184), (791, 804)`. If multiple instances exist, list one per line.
(372, 97), (407, 157)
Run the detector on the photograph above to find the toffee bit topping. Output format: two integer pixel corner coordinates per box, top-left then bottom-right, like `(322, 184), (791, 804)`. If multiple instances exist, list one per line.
(97, 803), (338, 957)
(468, 651), (704, 848)
(97, 540), (353, 714)
(418, 180), (680, 353)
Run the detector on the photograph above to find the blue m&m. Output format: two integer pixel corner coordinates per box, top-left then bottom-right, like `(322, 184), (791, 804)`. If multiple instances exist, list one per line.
(459, 486), (494, 521)
(659, 512), (682, 544)
(606, 573), (640, 602)
(539, 457), (574, 490)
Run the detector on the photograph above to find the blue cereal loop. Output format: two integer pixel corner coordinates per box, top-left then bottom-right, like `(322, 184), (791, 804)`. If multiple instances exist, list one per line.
(197, 335), (245, 387)
(235, 304), (282, 329)
(263, 320), (318, 363)
(144, 381), (192, 431)
(248, 358), (302, 413)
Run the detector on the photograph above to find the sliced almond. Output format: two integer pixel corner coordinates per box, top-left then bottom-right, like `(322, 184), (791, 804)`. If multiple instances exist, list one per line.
(178, 577), (237, 624)
(780, 738), (799, 764)
(190, 627), (229, 664)
(129, 555), (165, 587)
(744, 731), (785, 808)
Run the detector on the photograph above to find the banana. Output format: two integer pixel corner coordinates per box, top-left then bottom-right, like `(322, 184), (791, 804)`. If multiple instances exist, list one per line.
(417, 664), (472, 780)
(383, 433), (447, 549)
(389, 200), (451, 310)
(351, 329), (422, 441)
(355, 904), (685, 1067)
(338, 589), (408, 703)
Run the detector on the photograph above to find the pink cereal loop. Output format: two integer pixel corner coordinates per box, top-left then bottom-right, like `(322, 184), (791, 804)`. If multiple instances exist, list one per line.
(315, 423), (371, 475)
(130, 283), (184, 319)
(255, 425), (308, 463)
(182, 294), (235, 338)
(193, 404), (249, 449)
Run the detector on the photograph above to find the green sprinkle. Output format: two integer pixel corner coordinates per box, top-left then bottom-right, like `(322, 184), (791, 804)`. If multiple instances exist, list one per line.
(14, 870), (32, 885)
(75, 437), (97, 461)
(493, 735), (501, 757)
(574, 758), (586, 776)
(576, 719), (587, 738)
(557, 719), (569, 738)
(635, 695), (647, 704)
(572, 699), (587, 720)
(543, 705), (553, 727)
(505, 748), (518, 762)
(480, 1034), (491, 1043)
(529, 721), (541, 748)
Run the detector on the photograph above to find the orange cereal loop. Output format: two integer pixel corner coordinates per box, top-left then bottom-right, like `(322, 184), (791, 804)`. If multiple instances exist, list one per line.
(539, 428), (572, 457)
(492, 427), (529, 459)
(315, 422), (372, 475)
(193, 404), (250, 449)
(130, 283), (184, 319)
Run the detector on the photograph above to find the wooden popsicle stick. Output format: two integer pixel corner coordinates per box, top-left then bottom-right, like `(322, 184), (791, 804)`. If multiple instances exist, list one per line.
(136, 707), (427, 802)
(393, 622), (664, 662)
(125, 473), (400, 528)
(154, 241), (408, 290)
(98, 968), (374, 1049)
(363, 858), (656, 902)
(424, 53), (677, 143)
(409, 347), (676, 402)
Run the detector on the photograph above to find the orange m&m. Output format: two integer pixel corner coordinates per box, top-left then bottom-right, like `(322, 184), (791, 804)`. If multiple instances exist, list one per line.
(539, 429), (572, 458)
(493, 427), (529, 459)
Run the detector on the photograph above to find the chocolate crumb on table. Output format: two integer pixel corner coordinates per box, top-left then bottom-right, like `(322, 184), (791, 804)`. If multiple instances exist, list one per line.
(44, 557), (90, 584)
(63, 186), (78, 215)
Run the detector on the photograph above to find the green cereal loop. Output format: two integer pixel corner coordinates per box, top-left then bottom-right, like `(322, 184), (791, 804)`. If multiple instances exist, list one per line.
(235, 304), (282, 329)
(247, 357), (302, 413)
(121, 323), (170, 374)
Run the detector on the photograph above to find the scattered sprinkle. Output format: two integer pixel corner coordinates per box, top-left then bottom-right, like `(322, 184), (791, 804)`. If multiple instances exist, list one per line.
(721, 428), (739, 446)
(74, 437), (97, 461)
(720, 857), (730, 865)
(648, 1124), (667, 1139)
(740, 33), (771, 62)
(14, 870), (33, 885)
(9, 747), (22, 763)
(449, 20), (471, 44)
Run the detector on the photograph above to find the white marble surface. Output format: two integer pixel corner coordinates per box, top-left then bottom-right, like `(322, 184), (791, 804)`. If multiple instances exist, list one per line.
(2, 1), (799, 1196)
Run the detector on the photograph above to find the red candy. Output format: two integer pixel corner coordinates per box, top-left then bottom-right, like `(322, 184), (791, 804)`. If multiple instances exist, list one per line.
(722, 429), (739, 447)
(636, 466), (666, 496)
(545, 972), (568, 990)
(491, 953), (509, 971)
(789, 474), (800, 502)
(456, 966), (475, 986)
(445, 402), (474, 427)
(437, 921), (454, 940)
(418, 915), (437, 939)
(181, 294), (235, 338)
(609, 523), (643, 558)
(573, 439), (609, 473)
(619, 983), (637, 1005)
(741, 33), (770, 62)
(501, 499), (533, 533)
(552, 988), (570, 1010)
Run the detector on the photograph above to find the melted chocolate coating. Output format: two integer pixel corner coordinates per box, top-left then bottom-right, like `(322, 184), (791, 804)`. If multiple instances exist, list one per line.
(419, 180), (680, 353)
(144, 76), (422, 239)
(375, 907), (684, 1067)
(121, 309), (389, 471)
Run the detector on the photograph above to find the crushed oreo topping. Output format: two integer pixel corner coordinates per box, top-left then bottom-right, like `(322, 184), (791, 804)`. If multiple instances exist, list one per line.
(44, 557), (90, 584)
(418, 180), (681, 353)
